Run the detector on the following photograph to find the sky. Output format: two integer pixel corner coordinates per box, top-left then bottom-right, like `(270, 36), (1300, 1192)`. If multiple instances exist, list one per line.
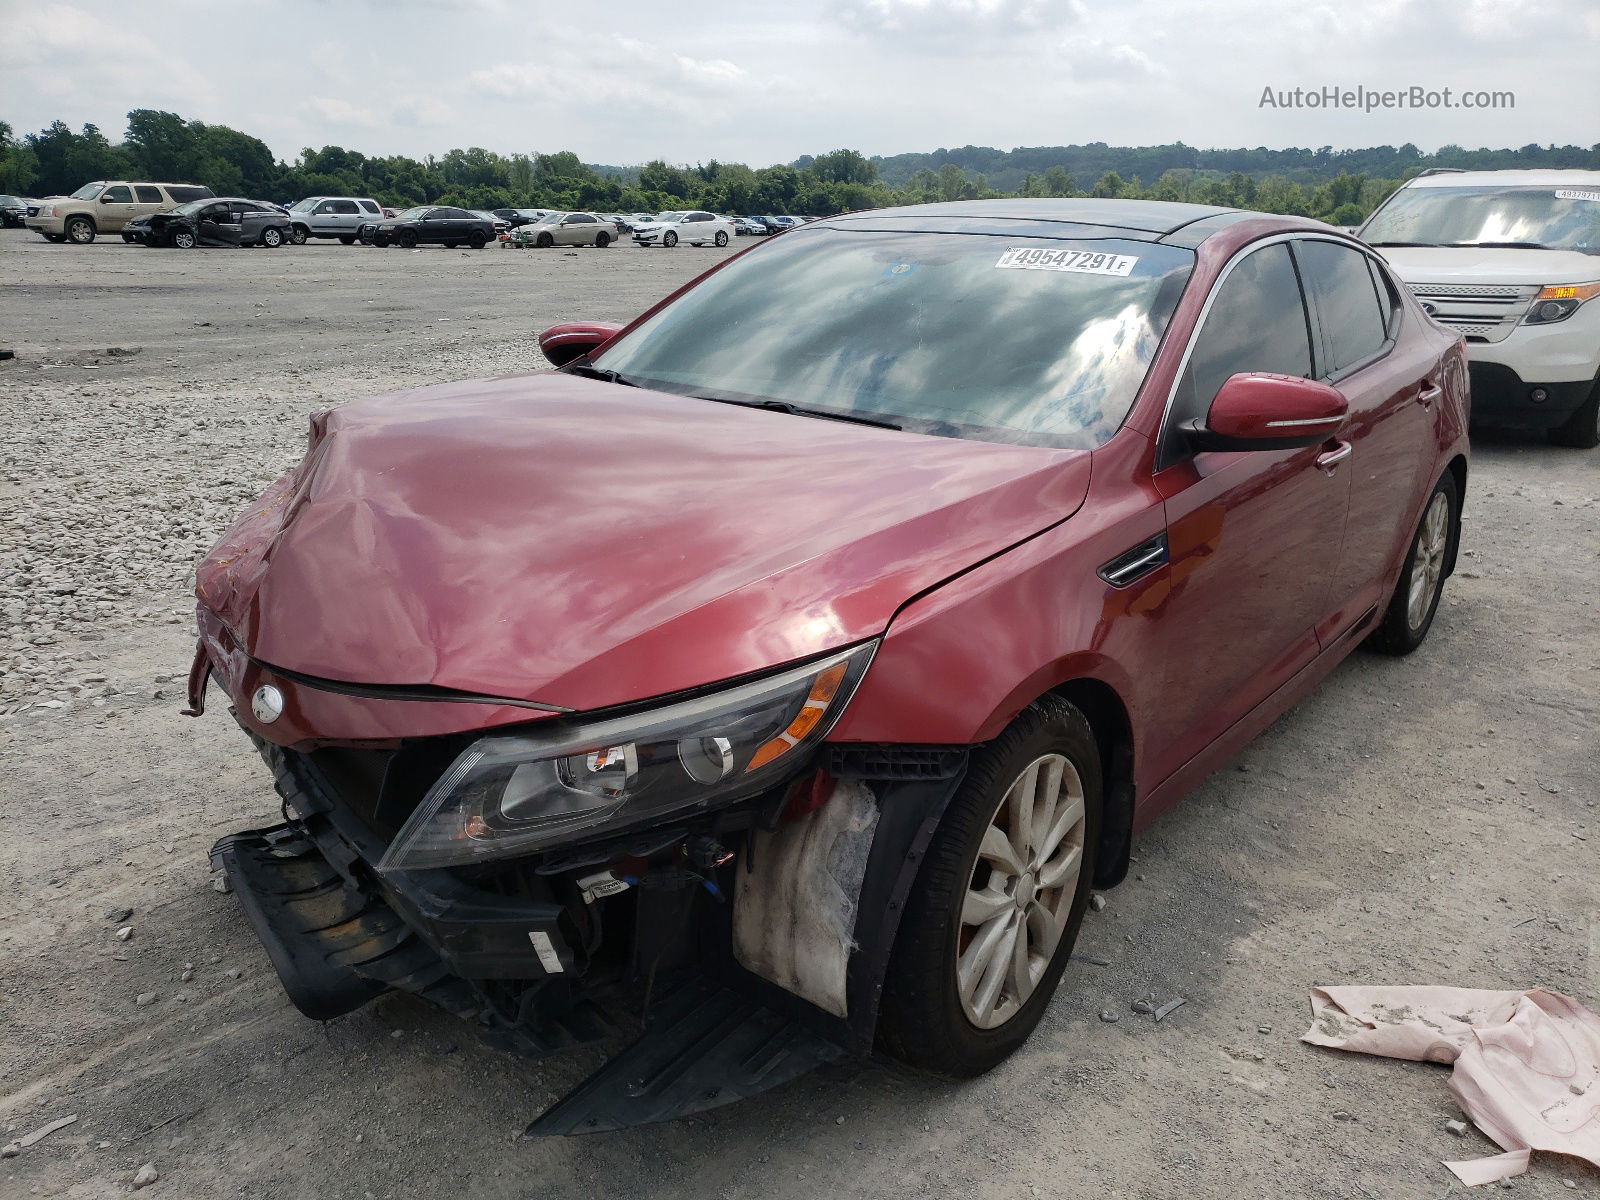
(2, 0), (1597, 166)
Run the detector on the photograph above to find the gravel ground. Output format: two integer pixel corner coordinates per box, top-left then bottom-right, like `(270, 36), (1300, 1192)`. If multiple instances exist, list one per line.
(1, 227), (1597, 1199)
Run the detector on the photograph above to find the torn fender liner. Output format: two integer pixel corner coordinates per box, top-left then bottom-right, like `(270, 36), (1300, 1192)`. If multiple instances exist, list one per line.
(524, 975), (847, 1137)
(731, 780), (879, 1018)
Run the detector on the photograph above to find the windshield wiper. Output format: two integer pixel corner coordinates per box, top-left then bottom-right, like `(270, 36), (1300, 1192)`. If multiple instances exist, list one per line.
(696, 395), (901, 431)
(560, 357), (638, 387)
(1445, 241), (1549, 250)
(1365, 240), (1439, 248)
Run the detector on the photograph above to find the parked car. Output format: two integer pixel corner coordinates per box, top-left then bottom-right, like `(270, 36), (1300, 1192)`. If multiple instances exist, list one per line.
(506, 211), (615, 247)
(361, 206), (497, 248)
(1359, 168), (1600, 447)
(631, 210), (735, 247)
(491, 208), (553, 229)
(192, 198), (1468, 1135)
(470, 210), (512, 235)
(731, 217), (765, 236)
(0, 195), (31, 227)
(286, 196), (386, 244)
(25, 180), (214, 244)
(130, 198), (293, 249)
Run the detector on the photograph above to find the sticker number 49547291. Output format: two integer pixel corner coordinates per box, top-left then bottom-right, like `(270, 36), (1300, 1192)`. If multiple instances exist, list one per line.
(996, 246), (1139, 276)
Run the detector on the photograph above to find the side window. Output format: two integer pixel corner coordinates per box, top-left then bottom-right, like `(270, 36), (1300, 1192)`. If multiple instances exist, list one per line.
(134, 186), (163, 203)
(331, 200), (359, 215)
(102, 185), (133, 203)
(1294, 240), (1390, 377)
(571, 214), (595, 224)
(1367, 256), (1400, 337)
(315, 201), (337, 214)
(1166, 242), (1314, 456)
(359, 201), (380, 214)
(165, 186), (209, 203)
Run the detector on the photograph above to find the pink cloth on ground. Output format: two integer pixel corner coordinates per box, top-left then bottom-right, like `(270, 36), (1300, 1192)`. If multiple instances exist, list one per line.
(1302, 986), (1600, 1187)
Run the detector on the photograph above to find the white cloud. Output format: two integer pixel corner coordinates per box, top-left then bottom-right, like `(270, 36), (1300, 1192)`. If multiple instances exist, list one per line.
(834, 0), (1083, 36)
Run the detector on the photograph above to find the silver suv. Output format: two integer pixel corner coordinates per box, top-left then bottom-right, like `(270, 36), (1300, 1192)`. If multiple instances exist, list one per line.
(286, 197), (386, 244)
(26, 181), (214, 244)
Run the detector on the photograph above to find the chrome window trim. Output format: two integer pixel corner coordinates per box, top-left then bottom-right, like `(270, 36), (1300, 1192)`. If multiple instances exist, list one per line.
(1156, 232), (1399, 459)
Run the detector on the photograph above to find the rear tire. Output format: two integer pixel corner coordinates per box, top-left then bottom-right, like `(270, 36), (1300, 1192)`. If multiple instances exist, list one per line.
(715, 230), (729, 247)
(468, 232), (487, 249)
(338, 235), (356, 245)
(878, 695), (1101, 1077)
(1368, 471), (1460, 656)
(65, 216), (96, 244)
(595, 231), (611, 247)
(1547, 377), (1600, 449)
(289, 225), (308, 245)
(260, 227), (284, 248)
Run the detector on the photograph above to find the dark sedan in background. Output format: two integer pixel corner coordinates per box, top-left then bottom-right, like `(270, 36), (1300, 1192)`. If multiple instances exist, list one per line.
(360, 205), (496, 248)
(129, 198), (292, 248)
(0, 195), (34, 227)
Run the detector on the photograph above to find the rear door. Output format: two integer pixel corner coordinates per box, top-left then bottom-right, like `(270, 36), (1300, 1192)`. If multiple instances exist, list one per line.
(1148, 239), (1353, 786)
(132, 185), (166, 221)
(1294, 240), (1438, 637)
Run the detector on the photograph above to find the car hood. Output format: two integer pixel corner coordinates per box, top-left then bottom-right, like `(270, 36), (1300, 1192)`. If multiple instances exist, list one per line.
(1372, 246), (1600, 286)
(196, 373), (1091, 714)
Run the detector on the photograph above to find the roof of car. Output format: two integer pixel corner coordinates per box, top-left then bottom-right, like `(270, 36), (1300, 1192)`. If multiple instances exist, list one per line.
(1404, 169), (1600, 188)
(809, 198), (1277, 245)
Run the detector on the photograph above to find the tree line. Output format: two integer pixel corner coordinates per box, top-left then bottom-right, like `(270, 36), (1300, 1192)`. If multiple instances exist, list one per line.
(3, 111), (1596, 228)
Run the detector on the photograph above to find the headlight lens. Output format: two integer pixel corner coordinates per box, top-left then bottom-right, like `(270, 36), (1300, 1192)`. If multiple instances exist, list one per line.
(378, 642), (876, 872)
(1523, 281), (1600, 325)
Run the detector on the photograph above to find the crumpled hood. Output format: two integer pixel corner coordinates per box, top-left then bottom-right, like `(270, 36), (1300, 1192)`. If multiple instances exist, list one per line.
(196, 373), (1090, 714)
(1373, 246), (1600, 286)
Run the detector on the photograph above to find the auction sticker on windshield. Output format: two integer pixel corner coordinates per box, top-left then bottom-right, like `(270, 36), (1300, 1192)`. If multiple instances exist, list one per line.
(996, 247), (1140, 276)
(1554, 189), (1600, 203)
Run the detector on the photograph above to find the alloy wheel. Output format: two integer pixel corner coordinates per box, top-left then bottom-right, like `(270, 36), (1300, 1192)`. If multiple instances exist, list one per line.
(956, 753), (1087, 1029)
(1406, 491), (1450, 631)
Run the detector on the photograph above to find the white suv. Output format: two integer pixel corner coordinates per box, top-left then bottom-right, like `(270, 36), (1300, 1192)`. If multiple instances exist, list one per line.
(286, 196), (386, 244)
(1359, 169), (1600, 447)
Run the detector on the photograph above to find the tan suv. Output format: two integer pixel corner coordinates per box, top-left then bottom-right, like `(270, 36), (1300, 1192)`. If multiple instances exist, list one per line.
(27, 181), (215, 245)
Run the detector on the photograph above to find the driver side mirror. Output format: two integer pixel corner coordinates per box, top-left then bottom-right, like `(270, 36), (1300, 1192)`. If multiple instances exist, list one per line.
(538, 321), (624, 367)
(100, 195), (114, 203)
(1187, 373), (1348, 452)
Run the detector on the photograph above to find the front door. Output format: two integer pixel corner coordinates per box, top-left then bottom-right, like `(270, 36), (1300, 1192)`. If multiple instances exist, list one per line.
(197, 203), (242, 247)
(1148, 239), (1352, 786)
(97, 184), (136, 230)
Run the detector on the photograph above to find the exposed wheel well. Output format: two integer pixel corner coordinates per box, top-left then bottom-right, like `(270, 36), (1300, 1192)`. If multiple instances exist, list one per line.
(1442, 455), (1468, 577)
(1047, 678), (1134, 889)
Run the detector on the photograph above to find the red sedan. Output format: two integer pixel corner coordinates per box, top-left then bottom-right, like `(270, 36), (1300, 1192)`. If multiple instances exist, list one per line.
(188, 199), (1468, 1131)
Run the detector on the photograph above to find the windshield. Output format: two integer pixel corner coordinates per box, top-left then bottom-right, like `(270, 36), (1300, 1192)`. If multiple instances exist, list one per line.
(70, 183), (104, 201)
(595, 227), (1194, 449)
(535, 212), (564, 224)
(172, 199), (213, 216)
(657, 211), (687, 222)
(396, 206), (429, 219)
(289, 198), (319, 211)
(1363, 184), (1600, 253)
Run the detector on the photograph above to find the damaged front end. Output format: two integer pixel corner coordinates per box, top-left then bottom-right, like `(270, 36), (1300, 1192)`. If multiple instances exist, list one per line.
(195, 640), (970, 1134)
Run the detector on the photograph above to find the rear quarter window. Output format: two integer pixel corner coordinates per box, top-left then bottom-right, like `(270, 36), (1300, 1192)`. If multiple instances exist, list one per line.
(165, 186), (213, 203)
(135, 186), (163, 203)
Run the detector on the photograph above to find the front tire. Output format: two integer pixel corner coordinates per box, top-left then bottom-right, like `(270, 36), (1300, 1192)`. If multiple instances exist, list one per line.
(663, 230), (678, 248)
(535, 232), (553, 248)
(397, 229), (418, 249)
(172, 229), (197, 249)
(1548, 376), (1600, 449)
(878, 695), (1101, 1077)
(289, 225), (308, 245)
(1368, 471), (1460, 656)
(65, 216), (96, 244)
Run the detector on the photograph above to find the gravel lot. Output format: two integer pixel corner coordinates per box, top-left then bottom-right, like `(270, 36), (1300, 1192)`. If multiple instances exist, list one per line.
(2, 227), (1596, 1199)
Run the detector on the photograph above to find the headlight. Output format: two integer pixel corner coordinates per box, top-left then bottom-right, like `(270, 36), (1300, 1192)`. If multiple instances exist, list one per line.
(1523, 281), (1600, 325)
(379, 642), (876, 872)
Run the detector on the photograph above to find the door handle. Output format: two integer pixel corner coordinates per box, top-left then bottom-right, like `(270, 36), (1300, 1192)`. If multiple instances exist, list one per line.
(1417, 381), (1442, 408)
(1315, 440), (1352, 474)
